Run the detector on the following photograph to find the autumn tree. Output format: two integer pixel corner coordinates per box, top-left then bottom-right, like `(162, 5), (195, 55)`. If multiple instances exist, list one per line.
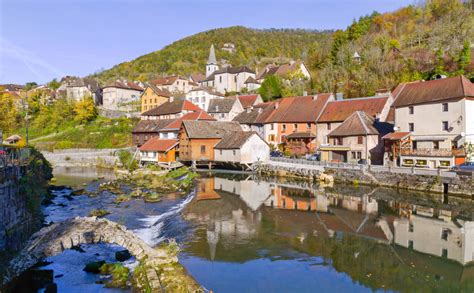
(74, 96), (98, 124)
(258, 75), (285, 101)
(0, 92), (21, 135)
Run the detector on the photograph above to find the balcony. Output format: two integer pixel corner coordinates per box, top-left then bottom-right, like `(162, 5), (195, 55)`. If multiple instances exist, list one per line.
(400, 148), (466, 157)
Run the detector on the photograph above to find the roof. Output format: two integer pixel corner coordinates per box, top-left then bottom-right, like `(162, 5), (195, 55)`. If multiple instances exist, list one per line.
(150, 76), (183, 86)
(265, 94), (332, 123)
(214, 131), (257, 149)
(232, 103), (275, 125)
(202, 66), (255, 82)
(286, 132), (316, 139)
(103, 80), (143, 91)
(318, 96), (389, 123)
(162, 111), (215, 130)
(141, 99), (202, 116)
(230, 94), (260, 109)
(328, 111), (379, 137)
(328, 111), (393, 137)
(188, 86), (223, 97)
(207, 98), (238, 113)
(382, 132), (411, 140)
(132, 119), (173, 133)
(190, 73), (206, 83)
(244, 76), (259, 84)
(0, 84), (24, 91)
(147, 84), (172, 97)
(139, 138), (178, 152)
(208, 44), (217, 64)
(182, 121), (242, 139)
(257, 61), (306, 80)
(391, 76), (474, 108)
(69, 78), (100, 92)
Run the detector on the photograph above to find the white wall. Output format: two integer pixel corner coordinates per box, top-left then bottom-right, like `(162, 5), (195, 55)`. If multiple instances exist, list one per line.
(214, 134), (269, 163)
(185, 89), (223, 111)
(103, 87), (141, 111)
(465, 99), (474, 146)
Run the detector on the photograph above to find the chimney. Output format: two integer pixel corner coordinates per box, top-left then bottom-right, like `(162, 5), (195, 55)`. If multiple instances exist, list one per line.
(303, 91), (308, 96)
(246, 107), (252, 113)
(336, 92), (344, 100)
(274, 102), (279, 109)
(312, 94), (317, 101)
(170, 96), (174, 102)
(258, 107), (263, 113)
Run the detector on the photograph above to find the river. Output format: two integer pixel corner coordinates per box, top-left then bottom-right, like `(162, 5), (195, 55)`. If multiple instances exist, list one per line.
(5, 167), (474, 292)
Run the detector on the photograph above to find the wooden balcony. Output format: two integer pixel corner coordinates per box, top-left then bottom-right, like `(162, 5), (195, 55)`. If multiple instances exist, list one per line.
(400, 148), (466, 157)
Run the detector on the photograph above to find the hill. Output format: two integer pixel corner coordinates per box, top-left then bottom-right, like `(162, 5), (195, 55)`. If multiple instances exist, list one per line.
(93, 26), (332, 82)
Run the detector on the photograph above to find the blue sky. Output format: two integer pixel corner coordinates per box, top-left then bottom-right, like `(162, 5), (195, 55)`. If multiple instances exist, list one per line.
(0, 0), (413, 84)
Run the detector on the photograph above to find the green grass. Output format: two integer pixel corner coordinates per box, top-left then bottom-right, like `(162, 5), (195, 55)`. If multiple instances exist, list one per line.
(30, 116), (137, 150)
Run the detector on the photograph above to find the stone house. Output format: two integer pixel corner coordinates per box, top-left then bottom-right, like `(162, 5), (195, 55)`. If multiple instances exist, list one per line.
(324, 111), (393, 164)
(214, 131), (270, 165)
(150, 75), (193, 93)
(207, 98), (244, 121)
(140, 84), (172, 113)
(185, 87), (224, 112)
(66, 77), (102, 104)
(232, 103), (275, 138)
(102, 80), (143, 113)
(391, 76), (474, 168)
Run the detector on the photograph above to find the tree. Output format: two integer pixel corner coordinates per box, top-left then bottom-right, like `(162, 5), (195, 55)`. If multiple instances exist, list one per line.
(258, 75), (285, 101)
(48, 79), (61, 90)
(24, 82), (38, 91)
(456, 40), (471, 74)
(0, 92), (20, 135)
(73, 96), (98, 124)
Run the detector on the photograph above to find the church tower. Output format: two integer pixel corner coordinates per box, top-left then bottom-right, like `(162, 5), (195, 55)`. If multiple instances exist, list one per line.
(206, 44), (219, 77)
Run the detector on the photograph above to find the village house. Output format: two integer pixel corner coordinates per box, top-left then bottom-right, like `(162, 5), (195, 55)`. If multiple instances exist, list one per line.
(140, 84), (172, 113)
(185, 87), (224, 112)
(256, 61), (311, 83)
(214, 131), (270, 166)
(102, 80), (144, 113)
(199, 45), (257, 94)
(139, 138), (179, 165)
(157, 111), (215, 140)
(66, 77), (102, 104)
(150, 75), (193, 93)
(390, 76), (474, 168)
(207, 98), (244, 121)
(324, 111), (393, 164)
(316, 94), (392, 160)
(140, 98), (203, 120)
(263, 94), (334, 155)
(229, 94), (263, 109)
(243, 77), (261, 91)
(178, 120), (242, 164)
(232, 103), (276, 138)
(132, 119), (173, 146)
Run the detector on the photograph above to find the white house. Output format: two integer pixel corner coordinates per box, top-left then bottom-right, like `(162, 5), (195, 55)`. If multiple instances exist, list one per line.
(207, 97), (244, 121)
(214, 131), (270, 164)
(392, 76), (474, 168)
(185, 87), (224, 112)
(66, 77), (102, 104)
(102, 80), (143, 113)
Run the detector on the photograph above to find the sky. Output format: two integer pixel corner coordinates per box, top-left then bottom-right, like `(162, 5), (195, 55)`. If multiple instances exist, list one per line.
(0, 0), (414, 85)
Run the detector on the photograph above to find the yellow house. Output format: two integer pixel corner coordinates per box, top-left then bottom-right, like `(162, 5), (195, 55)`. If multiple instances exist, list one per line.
(141, 84), (172, 113)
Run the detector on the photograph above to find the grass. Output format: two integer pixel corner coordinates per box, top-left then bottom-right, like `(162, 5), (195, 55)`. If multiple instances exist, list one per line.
(99, 263), (130, 288)
(88, 209), (110, 217)
(29, 116), (137, 150)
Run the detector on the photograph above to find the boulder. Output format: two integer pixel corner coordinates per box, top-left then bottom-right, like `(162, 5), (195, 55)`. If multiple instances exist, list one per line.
(83, 261), (106, 273)
(115, 250), (132, 262)
(44, 283), (57, 293)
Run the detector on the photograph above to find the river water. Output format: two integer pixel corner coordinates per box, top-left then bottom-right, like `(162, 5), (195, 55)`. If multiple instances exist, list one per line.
(6, 167), (474, 292)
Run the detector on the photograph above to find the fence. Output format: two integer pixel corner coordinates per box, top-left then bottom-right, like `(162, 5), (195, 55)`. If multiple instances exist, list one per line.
(0, 146), (30, 171)
(269, 157), (458, 178)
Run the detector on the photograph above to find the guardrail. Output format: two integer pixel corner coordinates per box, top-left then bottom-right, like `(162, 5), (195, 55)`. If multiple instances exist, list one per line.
(269, 157), (458, 178)
(0, 146), (30, 169)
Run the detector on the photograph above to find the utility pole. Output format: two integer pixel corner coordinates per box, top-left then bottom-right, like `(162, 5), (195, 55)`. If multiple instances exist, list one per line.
(22, 91), (30, 146)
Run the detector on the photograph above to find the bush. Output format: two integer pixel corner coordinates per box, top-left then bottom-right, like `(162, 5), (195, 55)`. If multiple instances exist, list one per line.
(118, 150), (138, 172)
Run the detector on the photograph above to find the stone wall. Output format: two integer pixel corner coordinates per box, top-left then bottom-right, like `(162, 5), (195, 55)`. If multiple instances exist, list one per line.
(41, 148), (122, 168)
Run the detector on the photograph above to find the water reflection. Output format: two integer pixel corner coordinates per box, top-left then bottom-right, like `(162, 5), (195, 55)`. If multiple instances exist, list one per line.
(180, 174), (474, 292)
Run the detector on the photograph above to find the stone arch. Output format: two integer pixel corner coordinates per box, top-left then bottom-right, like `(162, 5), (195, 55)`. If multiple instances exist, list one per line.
(3, 217), (171, 288)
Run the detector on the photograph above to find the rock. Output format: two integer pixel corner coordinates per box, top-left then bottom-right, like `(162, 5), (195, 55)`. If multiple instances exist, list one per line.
(70, 245), (85, 253)
(70, 189), (86, 196)
(54, 274), (64, 278)
(83, 261), (106, 273)
(116, 250), (132, 262)
(44, 283), (58, 293)
(31, 269), (54, 288)
(41, 199), (54, 206)
(64, 195), (74, 201)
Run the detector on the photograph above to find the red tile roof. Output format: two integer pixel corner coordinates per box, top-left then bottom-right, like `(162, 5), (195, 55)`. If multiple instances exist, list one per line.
(142, 99), (203, 116)
(382, 132), (411, 140)
(139, 138), (178, 152)
(162, 111), (215, 130)
(103, 81), (143, 91)
(318, 96), (389, 123)
(328, 111), (379, 137)
(150, 76), (179, 86)
(392, 76), (474, 108)
(265, 93), (332, 123)
(234, 94), (260, 109)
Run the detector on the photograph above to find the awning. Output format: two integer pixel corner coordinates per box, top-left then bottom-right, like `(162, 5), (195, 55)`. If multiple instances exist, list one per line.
(411, 136), (448, 141)
(382, 132), (411, 140)
(319, 146), (351, 151)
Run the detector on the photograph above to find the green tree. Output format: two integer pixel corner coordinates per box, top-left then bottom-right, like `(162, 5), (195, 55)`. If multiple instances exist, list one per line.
(258, 75), (285, 101)
(24, 82), (38, 91)
(48, 78), (61, 90)
(456, 40), (471, 74)
(0, 92), (20, 135)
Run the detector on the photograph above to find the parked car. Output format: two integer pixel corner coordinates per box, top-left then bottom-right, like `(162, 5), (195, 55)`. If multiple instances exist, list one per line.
(270, 151), (283, 158)
(305, 154), (320, 161)
(451, 162), (474, 174)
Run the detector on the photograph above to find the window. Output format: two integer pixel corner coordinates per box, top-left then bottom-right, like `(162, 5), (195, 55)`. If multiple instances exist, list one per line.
(357, 152), (362, 159)
(413, 141), (418, 150)
(441, 228), (449, 240)
(442, 121), (449, 131)
(307, 123), (311, 130)
(433, 141), (439, 150)
(219, 150), (222, 155)
(408, 240), (414, 249)
(357, 136), (363, 144)
(409, 223), (414, 232)
(200, 146), (206, 154)
(270, 124), (274, 130)
(442, 249), (448, 258)
(282, 124), (286, 133)
(442, 103), (448, 112)
(335, 137), (343, 145)
(233, 150), (236, 156)
(294, 124), (298, 131)
(327, 123), (331, 130)
(409, 123), (414, 132)
(409, 106), (414, 115)
(219, 76), (222, 83)
(234, 76), (237, 83)
(154, 98), (157, 103)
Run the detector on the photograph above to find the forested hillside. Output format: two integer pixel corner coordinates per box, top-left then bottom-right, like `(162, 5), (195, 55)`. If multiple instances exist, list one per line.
(94, 0), (474, 98)
(93, 27), (331, 82)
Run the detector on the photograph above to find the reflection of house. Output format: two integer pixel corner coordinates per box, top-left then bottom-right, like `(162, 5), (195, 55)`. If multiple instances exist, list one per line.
(213, 177), (271, 211)
(392, 76), (473, 168)
(139, 138), (178, 164)
(394, 215), (474, 265)
(323, 111), (393, 164)
(196, 177), (221, 201)
(140, 84), (172, 113)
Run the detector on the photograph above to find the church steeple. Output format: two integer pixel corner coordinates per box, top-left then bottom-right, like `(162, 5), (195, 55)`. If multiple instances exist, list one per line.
(206, 44), (219, 77)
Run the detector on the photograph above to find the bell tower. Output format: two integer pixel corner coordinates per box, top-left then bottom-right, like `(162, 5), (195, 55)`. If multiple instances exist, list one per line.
(206, 44), (219, 77)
